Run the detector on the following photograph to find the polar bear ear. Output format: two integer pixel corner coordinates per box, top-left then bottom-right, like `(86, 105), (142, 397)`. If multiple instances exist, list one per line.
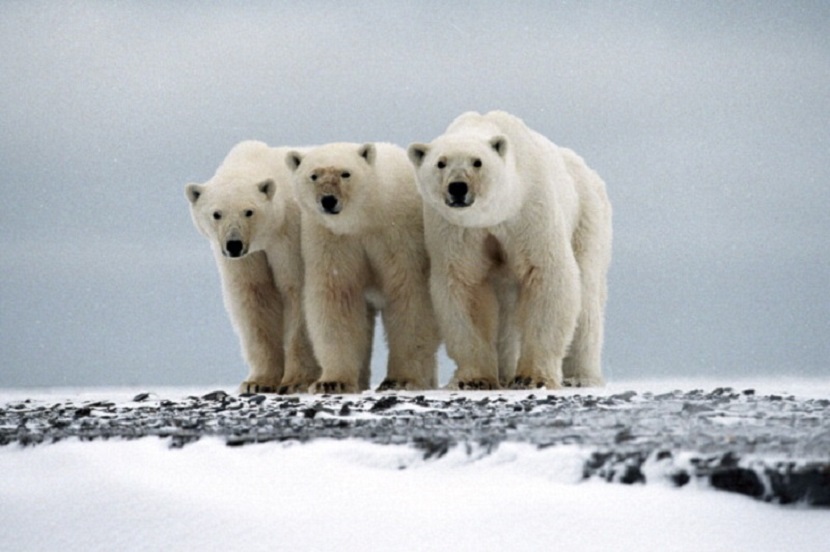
(490, 135), (508, 158)
(358, 143), (376, 165)
(258, 179), (275, 200)
(185, 183), (203, 205)
(285, 151), (303, 172)
(407, 144), (430, 168)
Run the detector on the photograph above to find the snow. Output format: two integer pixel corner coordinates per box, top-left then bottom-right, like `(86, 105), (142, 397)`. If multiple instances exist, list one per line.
(2, 379), (829, 551)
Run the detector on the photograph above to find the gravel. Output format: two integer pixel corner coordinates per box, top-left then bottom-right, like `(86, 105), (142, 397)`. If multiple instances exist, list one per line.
(2, 387), (829, 506)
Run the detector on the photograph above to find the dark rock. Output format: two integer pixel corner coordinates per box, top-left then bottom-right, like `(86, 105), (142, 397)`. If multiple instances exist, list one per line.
(370, 395), (399, 412)
(202, 390), (229, 401)
(710, 467), (765, 499)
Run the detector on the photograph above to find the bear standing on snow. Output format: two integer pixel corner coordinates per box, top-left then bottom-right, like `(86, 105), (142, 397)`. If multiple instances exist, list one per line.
(408, 111), (612, 390)
(286, 142), (440, 394)
(186, 141), (320, 394)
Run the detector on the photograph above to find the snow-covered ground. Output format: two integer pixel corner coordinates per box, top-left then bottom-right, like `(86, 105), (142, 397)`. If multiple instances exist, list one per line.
(2, 378), (828, 551)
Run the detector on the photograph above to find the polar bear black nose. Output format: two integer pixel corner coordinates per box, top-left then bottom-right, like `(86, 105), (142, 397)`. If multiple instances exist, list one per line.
(321, 195), (340, 214)
(225, 240), (245, 258)
(447, 181), (469, 206)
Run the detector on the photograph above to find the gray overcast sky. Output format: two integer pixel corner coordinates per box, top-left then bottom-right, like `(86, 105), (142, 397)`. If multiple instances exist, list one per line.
(1, 1), (828, 387)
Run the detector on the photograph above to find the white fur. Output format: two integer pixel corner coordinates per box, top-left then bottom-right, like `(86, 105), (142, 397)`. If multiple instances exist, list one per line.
(408, 111), (612, 390)
(287, 142), (440, 394)
(186, 141), (320, 394)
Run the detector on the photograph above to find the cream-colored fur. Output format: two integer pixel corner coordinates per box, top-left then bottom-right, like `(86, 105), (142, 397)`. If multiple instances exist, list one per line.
(186, 141), (320, 394)
(408, 111), (612, 390)
(287, 142), (440, 394)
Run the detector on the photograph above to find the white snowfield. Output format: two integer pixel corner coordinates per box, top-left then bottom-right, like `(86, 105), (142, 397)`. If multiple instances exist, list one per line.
(2, 378), (829, 552)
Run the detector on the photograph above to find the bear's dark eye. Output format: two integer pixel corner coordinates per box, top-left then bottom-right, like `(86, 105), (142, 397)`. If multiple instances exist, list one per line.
(311, 174), (318, 182)
(244, 210), (254, 218)
(437, 161), (446, 169)
(341, 171), (350, 179)
(473, 158), (482, 168)
(213, 211), (222, 221)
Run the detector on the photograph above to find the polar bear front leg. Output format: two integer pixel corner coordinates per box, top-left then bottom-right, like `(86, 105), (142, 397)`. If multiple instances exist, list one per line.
(431, 267), (501, 391)
(277, 292), (321, 394)
(304, 243), (373, 395)
(378, 280), (440, 391)
(219, 253), (286, 394)
(510, 253), (580, 390)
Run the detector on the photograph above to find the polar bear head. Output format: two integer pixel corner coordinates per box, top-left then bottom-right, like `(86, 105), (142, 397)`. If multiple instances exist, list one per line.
(408, 133), (518, 227)
(185, 141), (284, 258)
(286, 142), (377, 235)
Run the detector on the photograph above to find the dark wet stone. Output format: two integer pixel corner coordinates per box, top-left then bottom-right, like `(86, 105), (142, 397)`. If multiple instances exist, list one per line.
(671, 471), (691, 487)
(710, 467), (765, 499)
(370, 395), (399, 412)
(202, 390), (229, 401)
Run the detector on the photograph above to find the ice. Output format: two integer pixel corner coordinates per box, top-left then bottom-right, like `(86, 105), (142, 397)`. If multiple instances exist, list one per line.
(1, 378), (829, 550)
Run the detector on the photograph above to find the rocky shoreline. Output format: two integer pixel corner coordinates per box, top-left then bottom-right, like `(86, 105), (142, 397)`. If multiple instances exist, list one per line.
(2, 387), (828, 506)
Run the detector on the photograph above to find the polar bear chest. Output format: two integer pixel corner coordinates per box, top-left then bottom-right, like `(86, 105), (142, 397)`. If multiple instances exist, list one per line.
(363, 287), (386, 310)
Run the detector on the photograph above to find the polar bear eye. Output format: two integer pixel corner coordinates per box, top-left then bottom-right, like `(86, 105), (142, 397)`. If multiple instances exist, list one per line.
(212, 211), (222, 221)
(473, 158), (483, 168)
(436, 161), (446, 169)
(341, 171), (350, 179)
(310, 174), (318, 182)
(244, 210), (254, 218)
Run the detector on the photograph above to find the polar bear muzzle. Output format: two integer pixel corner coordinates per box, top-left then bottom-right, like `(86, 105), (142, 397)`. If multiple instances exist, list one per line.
(320, 194), (342, 215)
(224, 239), (246, 258)
(446, 181), (473, 208)
(222, 228), (248, 258)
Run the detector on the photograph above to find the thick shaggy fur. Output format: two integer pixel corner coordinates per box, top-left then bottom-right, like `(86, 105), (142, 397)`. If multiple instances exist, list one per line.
(287, 142), (440, 394)
(408, 111), (612, 390)
(186, 141), (320, 394)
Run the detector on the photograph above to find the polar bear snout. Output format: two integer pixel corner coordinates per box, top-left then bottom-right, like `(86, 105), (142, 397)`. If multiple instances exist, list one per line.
(446, 181), (473, 208)
(221, 229), (249, 258)
(223, 238), (247, 258)
(320, 194), (342, 215)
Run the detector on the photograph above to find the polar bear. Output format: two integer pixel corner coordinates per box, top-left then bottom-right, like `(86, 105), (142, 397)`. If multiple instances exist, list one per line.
(286, 142), (440, 394)
(186, 141), (320, 394)
(408, 111), (612, 390)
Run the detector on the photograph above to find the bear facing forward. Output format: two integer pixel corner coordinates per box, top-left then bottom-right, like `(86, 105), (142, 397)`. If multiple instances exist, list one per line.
(287, 142), (440, 394)
(186, 141), (320, 394)
(408, 111), (612, 390)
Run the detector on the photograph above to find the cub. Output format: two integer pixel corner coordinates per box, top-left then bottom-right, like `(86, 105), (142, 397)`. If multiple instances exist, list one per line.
(286, 142), (440, 393)
(408, 111), (612, 390)
(186, 140), (320, 394)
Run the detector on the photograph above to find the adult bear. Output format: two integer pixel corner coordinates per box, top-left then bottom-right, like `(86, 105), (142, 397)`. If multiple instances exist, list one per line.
(287, 142), (440, 393)
(408, 111), (612, 390)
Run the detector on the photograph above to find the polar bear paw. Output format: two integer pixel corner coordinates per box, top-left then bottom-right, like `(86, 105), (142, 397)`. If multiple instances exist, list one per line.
(377, 378), (428, 392)
(562, 376), (605, 388)
(310, 380), (358, 395)
(509, 376), (556, 390)
(446, 377), (500, 391)
(239, 380), (279, 394)
(277, 379), (314, 395)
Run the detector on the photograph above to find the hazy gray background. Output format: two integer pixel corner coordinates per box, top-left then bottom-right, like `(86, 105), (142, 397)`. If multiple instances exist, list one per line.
(1, 1), (827, 388)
